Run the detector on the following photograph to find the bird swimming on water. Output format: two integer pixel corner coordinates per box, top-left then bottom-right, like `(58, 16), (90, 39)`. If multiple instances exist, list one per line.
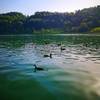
(33, 64), (44, 72)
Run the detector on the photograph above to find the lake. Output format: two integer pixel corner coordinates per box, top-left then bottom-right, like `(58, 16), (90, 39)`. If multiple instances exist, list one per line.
(0, 34), (100, 100)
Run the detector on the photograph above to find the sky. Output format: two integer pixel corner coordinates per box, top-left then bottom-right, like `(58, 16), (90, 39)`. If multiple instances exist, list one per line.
(0, 0), (100, 15)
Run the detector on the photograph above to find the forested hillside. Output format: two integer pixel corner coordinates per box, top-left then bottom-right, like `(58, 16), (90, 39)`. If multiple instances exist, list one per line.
(0, 6), (100, 34)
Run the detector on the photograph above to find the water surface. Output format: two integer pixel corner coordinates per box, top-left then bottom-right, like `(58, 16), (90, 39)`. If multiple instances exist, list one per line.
(0, 34), (100, 100)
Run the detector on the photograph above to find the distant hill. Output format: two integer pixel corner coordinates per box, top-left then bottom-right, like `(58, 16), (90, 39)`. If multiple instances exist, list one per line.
(0, 5), (100, 34)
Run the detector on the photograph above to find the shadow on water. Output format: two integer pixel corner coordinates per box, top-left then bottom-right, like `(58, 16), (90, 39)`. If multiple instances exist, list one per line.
(0, 34), (100, 100)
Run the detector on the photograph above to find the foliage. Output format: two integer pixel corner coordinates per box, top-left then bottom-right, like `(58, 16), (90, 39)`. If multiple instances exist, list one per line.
(91, 27), (100, 33)
(0, 6), (100, 34)
(33, 29), (64, 34)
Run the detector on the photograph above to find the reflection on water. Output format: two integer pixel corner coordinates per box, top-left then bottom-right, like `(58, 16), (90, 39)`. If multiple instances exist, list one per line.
(0, 34), (100, 100)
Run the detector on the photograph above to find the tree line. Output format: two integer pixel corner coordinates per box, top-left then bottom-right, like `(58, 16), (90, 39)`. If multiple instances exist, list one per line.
(0, 5), (100, 34)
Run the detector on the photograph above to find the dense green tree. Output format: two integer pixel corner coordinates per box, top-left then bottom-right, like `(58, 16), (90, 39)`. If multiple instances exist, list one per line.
(0, 6), (100, 34)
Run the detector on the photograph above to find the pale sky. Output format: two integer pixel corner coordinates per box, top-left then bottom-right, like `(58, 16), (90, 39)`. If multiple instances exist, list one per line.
(0, 0), (100, 15)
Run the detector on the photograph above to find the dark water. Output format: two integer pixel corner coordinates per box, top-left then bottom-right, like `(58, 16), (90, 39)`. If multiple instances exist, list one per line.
(0, 34), (100, 100)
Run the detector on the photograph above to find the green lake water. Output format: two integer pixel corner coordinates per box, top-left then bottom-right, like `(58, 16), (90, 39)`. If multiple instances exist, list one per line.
(0, 34), (100, 100)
